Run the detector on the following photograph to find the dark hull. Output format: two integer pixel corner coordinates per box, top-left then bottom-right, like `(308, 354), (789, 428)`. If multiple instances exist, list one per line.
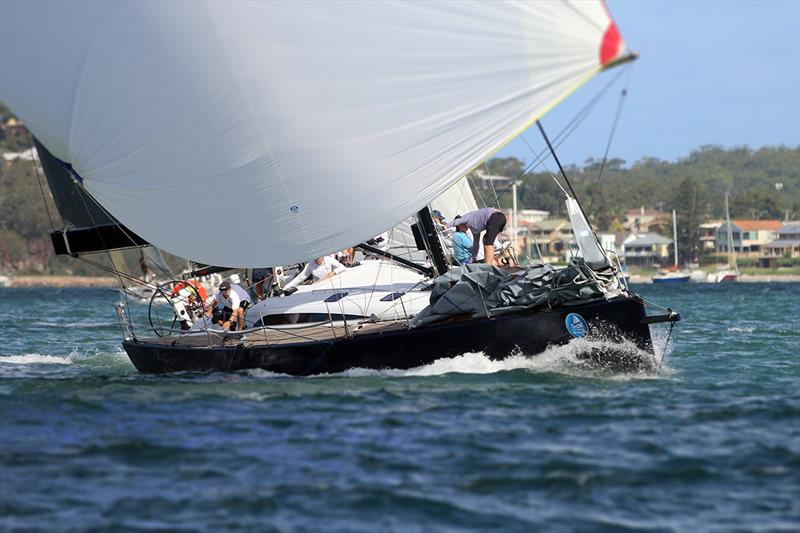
(124, 296), (657, 375)
(652, 276), (690, 284)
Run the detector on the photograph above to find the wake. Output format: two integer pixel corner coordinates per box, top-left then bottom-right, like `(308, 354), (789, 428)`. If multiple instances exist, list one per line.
(245, 335), (675, 381)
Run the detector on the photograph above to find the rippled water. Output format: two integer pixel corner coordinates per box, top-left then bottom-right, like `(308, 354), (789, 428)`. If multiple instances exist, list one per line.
(1, 284), (798, 531)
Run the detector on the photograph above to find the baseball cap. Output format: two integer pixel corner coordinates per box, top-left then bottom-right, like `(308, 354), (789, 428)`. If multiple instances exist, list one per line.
(219, 280), (231, 291)
(432, 209), (445, 221)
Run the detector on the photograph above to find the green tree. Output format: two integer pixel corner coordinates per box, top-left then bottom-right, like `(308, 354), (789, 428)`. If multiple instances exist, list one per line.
(671, 176), (704, 263)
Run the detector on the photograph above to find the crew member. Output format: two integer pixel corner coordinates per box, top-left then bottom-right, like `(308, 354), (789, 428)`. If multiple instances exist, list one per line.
(451, 222), (472, 265)
(281, 255), (343, 295)
(251, 268), (273, 301)
(448, 207), (507, 266)
(205, 280), (251, 331)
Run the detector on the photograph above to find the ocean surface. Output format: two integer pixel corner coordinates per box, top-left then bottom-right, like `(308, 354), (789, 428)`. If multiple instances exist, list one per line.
(0, 283), (798, 532)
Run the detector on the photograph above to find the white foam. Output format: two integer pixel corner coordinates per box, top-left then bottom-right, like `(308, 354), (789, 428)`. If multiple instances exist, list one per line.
(307, 337), (671, 380)
(727, 326), (755, 333)
(0, 353), (73, 365)
(31, 321), (114, 328)
(242, 368), (291, 379)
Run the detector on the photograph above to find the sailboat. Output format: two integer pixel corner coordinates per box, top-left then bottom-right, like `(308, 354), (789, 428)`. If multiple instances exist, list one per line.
(652, 210), (691, 283)
(1, 2), (679, 374)
(709, 192), (740, 283)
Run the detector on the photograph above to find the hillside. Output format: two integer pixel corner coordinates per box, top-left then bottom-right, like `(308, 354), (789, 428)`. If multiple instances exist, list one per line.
(0, 118), (798, 274)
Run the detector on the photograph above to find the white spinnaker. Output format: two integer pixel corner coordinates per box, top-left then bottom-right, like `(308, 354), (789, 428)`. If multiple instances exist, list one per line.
(1, 1), (625, 267)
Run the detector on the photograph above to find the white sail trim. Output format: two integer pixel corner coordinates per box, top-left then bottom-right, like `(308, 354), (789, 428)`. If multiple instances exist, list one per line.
(1, 1), (626, 267)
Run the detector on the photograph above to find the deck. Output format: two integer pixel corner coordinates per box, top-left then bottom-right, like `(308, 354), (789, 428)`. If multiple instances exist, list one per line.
(136, 320), (412, 348)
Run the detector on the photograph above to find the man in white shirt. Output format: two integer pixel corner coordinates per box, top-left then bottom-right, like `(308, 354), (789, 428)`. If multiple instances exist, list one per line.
(281, 255), (343, 295)
(204, 279), (252, 331)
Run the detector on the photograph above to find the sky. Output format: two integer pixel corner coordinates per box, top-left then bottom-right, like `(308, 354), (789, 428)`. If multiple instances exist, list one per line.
(495, 0), (800, 168)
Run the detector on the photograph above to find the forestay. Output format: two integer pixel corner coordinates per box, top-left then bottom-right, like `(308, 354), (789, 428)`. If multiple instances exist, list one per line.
(1, 1), (626, 267)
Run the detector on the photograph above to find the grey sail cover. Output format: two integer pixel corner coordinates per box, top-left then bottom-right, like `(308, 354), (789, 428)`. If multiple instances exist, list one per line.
(410, 261), (622, 327)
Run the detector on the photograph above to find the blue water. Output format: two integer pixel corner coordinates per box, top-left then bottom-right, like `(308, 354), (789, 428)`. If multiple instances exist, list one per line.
(1, 284), (798, 531)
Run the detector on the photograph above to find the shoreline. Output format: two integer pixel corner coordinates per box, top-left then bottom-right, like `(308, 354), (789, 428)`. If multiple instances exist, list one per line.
(8, 276), (121, 288)
(628, 274), (800, 283)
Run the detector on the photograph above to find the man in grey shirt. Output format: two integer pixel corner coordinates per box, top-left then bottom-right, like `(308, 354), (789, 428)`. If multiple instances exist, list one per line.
(448, 207), (507, 266)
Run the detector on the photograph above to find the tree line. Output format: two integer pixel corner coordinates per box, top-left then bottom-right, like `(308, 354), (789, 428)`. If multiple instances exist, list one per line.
(0, 128), (797, 272)
(475, 146), (798, 262)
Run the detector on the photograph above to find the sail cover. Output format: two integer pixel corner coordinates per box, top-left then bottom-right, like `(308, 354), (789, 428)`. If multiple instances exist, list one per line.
(1, 1), (626, 267)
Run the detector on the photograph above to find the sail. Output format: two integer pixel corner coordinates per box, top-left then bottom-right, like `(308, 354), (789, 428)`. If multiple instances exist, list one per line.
(565, 196), (608, 269)
(34, 138), (150, 255)
(1, 1), (627, 267)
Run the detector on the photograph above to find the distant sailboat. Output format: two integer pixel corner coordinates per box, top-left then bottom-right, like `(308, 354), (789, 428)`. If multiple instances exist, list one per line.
(2, 1), (680, 374)
(652, 210), (690, 283)
(709, 191), (739, 283)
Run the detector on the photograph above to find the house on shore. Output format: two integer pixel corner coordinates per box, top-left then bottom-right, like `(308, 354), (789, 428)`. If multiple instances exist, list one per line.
(526, 218), (573, 262)
(623, 233), (672, 266)
(760, 223), (800, 267)
(623, 207), (668, 233)
(699, 221), (723, 252)
(716, 220), (783, 257)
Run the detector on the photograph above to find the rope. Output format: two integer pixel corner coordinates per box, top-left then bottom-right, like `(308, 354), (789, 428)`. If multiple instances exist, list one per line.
(659, 321), (676, 370)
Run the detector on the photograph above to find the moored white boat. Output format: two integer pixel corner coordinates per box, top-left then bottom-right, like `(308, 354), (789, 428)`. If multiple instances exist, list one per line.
(708, 270), (739, 283)
(651, 210), (690, 283)
(711, 192), (740, 283)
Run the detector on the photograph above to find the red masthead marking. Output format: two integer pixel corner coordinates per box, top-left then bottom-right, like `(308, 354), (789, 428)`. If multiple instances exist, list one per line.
(600, 22), (622, 66)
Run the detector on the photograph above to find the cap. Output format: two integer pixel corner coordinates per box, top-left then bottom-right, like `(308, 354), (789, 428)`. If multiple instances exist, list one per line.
(432, 209), (445, 221)
(219, 280), (231, 291)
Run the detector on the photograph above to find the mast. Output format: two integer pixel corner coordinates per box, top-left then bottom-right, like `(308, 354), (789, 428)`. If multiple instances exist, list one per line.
(414, 207), (449, 278)
(672, 209), (678, 268)
(724, 191), (737, 270)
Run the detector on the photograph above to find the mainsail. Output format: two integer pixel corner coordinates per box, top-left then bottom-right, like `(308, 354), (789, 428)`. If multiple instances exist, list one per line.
(1, 1), (626, 267)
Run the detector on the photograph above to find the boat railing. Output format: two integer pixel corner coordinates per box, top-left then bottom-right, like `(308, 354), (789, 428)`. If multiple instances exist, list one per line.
(605, 250), (630, 291)
(115, 303), (135, 341)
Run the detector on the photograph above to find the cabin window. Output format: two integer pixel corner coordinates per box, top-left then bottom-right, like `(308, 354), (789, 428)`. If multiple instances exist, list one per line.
(255, 313), (365, 326)
(324, 292), (349, 303)
(380, 292), (405, 302)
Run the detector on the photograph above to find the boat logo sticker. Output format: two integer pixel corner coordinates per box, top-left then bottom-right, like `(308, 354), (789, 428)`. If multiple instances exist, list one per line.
(565, 313), (589, 338)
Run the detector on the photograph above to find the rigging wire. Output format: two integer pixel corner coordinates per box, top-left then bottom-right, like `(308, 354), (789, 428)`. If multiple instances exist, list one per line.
(483, 162), (501, 209)
(588, 67), (634, 211)
(493, 65), (631, 205)
(64, 170), (175, 284)
(363, 228), (391, 314)
(27, 134), (56, 231)
(467, 173), (489, 209)
(536, 121), (581, 209)
(68, 175), (134, 310)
